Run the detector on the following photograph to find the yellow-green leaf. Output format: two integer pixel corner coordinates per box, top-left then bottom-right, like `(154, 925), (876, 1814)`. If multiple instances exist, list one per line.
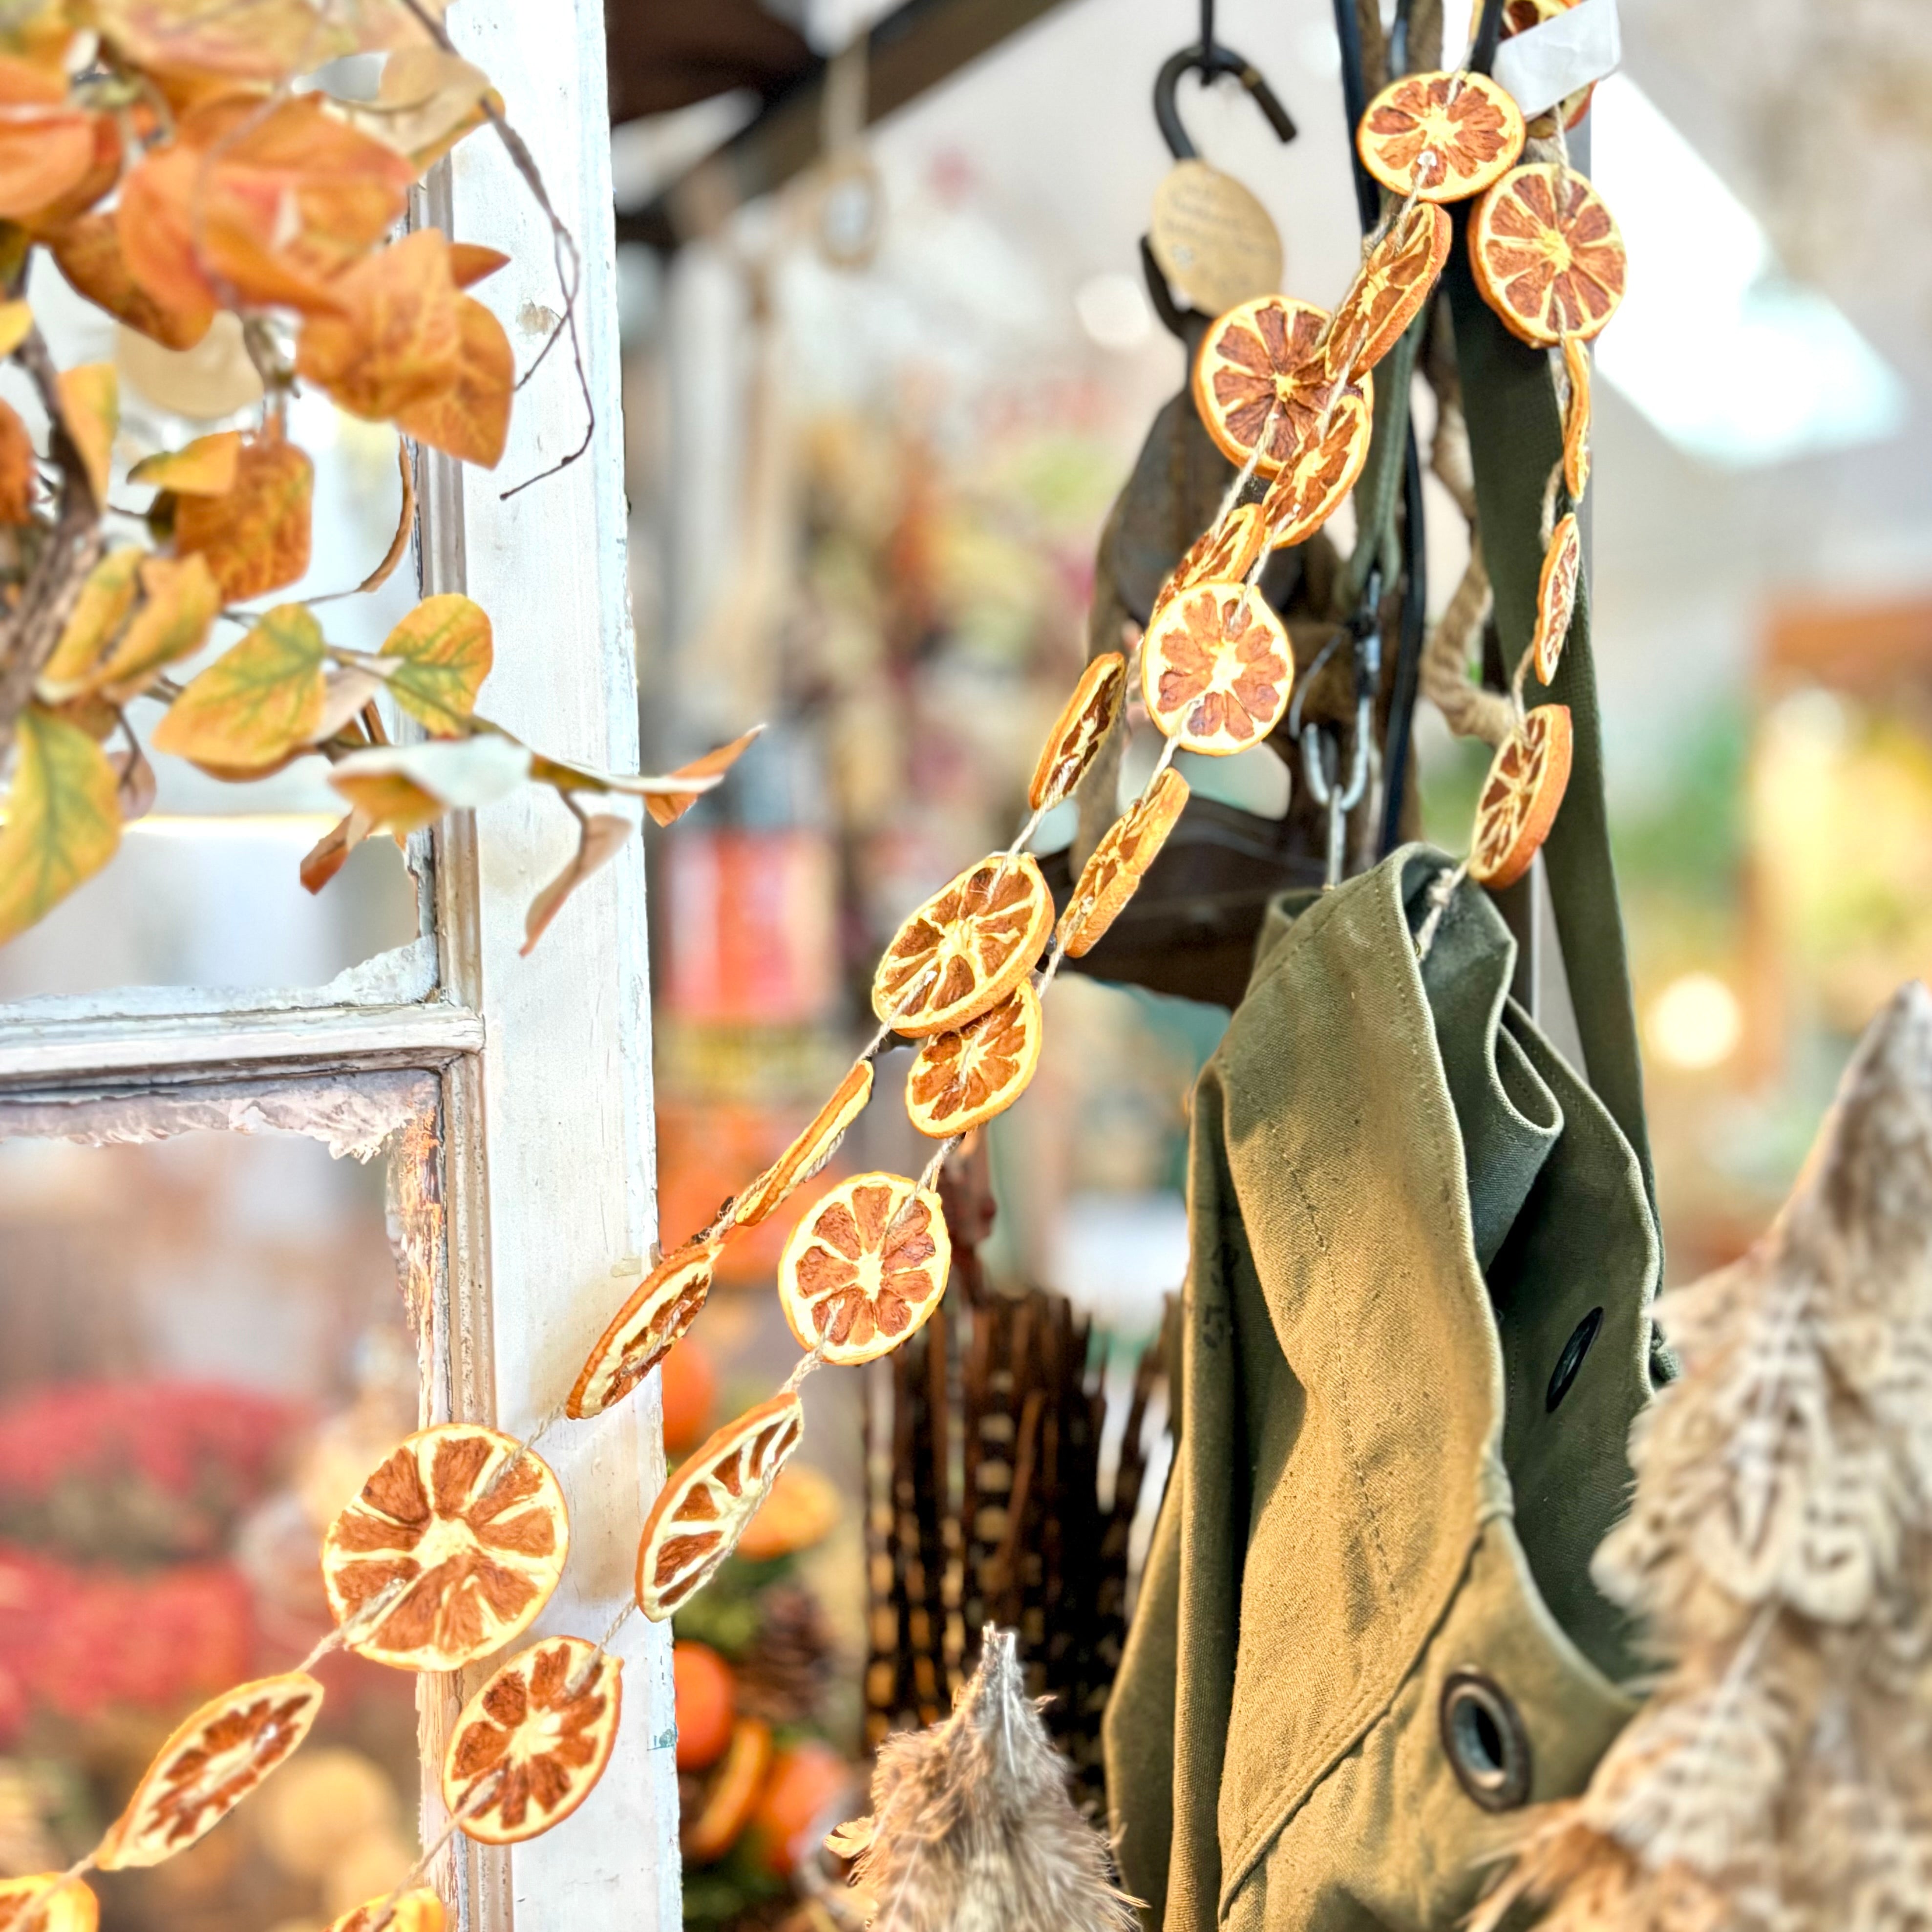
(149, 603), (326, 768)
(38, 546), (143, 696)
(0, 702), (121, 944)
(127, 430), (240, 497)
(95, 554), (220, 699)
(0, 298), (31, 360)
(327, 768), (444, 838)
(55, 361), (116, 505)
(378, 593), (491, 735)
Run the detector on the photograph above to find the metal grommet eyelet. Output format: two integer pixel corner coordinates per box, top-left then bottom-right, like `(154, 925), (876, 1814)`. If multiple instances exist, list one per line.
(1545, 1306), (1604, 1412)
(1439, 1668), (1532, 1811)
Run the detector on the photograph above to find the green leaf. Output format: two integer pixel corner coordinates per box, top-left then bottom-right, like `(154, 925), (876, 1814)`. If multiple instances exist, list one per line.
(150, 603), (327, 768)
(379, 593), (491, 735)
(0, 703), (121, 944)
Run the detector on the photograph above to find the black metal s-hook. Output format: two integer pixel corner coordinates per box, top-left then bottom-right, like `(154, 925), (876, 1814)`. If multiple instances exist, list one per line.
(1153, 44), (1298, 161)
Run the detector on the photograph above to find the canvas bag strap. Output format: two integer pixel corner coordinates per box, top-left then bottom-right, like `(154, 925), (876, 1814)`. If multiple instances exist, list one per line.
(1440, 229), (1656, 1215)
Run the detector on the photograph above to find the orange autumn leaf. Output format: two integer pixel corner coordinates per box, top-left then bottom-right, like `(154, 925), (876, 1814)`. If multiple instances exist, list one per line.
(117, 95), (414, 319)
(0, 61), (99, 222)
(295, 227), (461, 421)
(393, 295), (511, 468)
(128, 430), (238, 496)
(39, 549), (144, 692)
(338, 46), (492, 172)
(0, 395), (32, 523)
(56, 361), (115, 505)
(92, 553), (221, 700)
(641, 726), (764, 827)
(521, 811), (632, 955)
(93, 0), (443, 83)
(49, 212), (212, 350)
(23, 108), (121, 234)
(450, 242), (509, 289)
(0, 298), (29, 358)
(173, 430), (312, 602)
(150, 603), (326, 768)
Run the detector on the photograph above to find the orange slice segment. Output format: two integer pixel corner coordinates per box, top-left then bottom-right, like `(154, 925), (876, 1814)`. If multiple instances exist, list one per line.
(1325, 203), (1452, 382)
(1058, 767), (1192, 959)
(567, 1241), (718, 1421)
(684, 1717), (772, 1863)
(1258, 391), (1372, 551)
(1469, 704), (1573, 889)
(327, 1889), (445, 1932)
(636, 1392), (806, 1619)
(1029, 653), (1126, 812)
(1191, 296), (1372, 479)
(321, 1425), (569, 1673)
(0, 1874), (98, 1932)
(1357, 72), (1525, 203)
(1561, 334), (1592, 501)
(872, 853), (1052, 1037)
(1470, 164), (1626, 347)
(1531, 512), (1582, 685)
(95, 1672), (324, 1869)
(733, 1059), (875, 1230)
(1154, 504), (1269, 617)
(904, 980), (1043, 1140)
(1143, 580), (1295, 755)
(779, 1172), (952, 1364)
(444, 1636), (623, 1846)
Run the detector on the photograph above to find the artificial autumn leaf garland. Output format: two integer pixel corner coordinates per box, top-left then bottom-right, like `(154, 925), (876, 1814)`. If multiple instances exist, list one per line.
(0, 41), (1642, 1932)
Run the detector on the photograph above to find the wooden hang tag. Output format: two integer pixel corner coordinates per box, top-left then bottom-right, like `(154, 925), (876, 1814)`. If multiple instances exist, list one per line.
(1148, 159), (1283, 317)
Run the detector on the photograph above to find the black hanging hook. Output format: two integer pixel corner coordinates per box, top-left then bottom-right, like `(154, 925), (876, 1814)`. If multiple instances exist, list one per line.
(1152, 0), (1297, 163)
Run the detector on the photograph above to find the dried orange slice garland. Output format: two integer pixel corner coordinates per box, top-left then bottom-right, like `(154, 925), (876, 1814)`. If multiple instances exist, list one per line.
(0, 1877), (96, 1932)
(1531, 512), (1582, 685)
(1324, 202), (1451, 381)
(637, 1393), (806, 1619)
(1469, 704), (1574, 889)
(1143, 582), (1295, 754)
(1191, 296), (1372, 478)
(444, 1637), (624, 1845)
(1158, 505), (1268, 611)
(1258, 391), (1373, 551)
(732, 1059), (874, 1229)
(1470, 163), (1626, 348)
(872, 852), (1053, 1036)
(1059, 768), (1192, 960)
(1357, 71), (1524, 202)
(905, 981), (1043, 1139)
(567, 1240), (720, 1421)
(1561, 332), (1592, 502)
(1028, 651), (1127, 811)
(778, 1173), (953, 1365)
(328, 1892), (444, 1932)
(95, 1673), (325, 1868)
(321, 1424), (569, 1672)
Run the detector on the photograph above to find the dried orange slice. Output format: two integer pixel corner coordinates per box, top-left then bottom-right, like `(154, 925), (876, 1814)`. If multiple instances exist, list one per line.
(443, 1636), (623, 1845)
(1191, 297), (1371, 479)
(1531, 512), (1581, 685)
(1470, 164), (1626, 347)
(95, 1672), (324, 1868)
(1058, 768), (1191, 959)
(0, 1874), (98, 1932)
(733, 1060), (875, 1230)
(1155, 505), (1269, 616)
(321, 1425), (569, 1673)
(1357, 72), (1524, 203)
(1561, 334), (1592, 502)
(637, 1392), (806, 1619)
(1143, 580), (1295, 755)
(1325, 203), (1452, 381)
(905, 981), (1042, 1139)
(1503, 0), (1594, 132)
(1258, 391), (1372, 551)
(779, 1172), (952, 1365)
(872, 853), (1052, 1037)
(567, 1241), (719, 1421)
(1028, 653), (1126, 812)
(1469, 704), (1573, 889)
(684, 1717), (772, 1863)
(327, 1890), (444, 1932)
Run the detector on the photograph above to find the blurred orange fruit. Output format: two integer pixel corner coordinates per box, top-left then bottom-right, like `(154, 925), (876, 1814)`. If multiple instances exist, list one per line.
(752, 1741), (855, 1876)
(673, 1641), (736, 1773)
(659, 1336), (717, 1454)
(738, 1463), (841, 1563)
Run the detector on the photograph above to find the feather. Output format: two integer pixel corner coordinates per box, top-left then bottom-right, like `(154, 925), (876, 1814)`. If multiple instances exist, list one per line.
(841, 1626), (1140, 1932)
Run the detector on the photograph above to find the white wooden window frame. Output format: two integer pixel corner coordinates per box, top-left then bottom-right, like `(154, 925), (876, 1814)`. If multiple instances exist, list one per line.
(0, 4), (679, 1927)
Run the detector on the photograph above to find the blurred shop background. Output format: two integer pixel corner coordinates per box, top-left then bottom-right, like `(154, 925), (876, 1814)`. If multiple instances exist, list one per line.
(3, 0), (1932, 1928)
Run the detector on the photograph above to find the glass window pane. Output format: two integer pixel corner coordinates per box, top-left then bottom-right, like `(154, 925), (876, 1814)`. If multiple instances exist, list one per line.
(0, 1125), (430, 1932)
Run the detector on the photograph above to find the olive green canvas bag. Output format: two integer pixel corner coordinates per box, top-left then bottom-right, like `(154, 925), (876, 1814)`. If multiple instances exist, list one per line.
(1102, 224), (1661, 1932)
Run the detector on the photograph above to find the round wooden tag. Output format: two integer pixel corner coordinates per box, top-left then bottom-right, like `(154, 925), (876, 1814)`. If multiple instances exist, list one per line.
(1149, 160), (1283, 316)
